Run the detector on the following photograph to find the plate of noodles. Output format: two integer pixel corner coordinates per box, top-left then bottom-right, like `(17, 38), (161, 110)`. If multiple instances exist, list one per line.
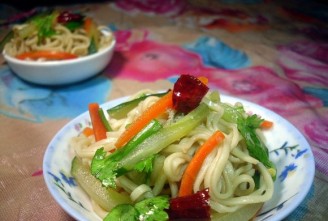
(43, 75), (315, 221)
(2, 11), (115, 85)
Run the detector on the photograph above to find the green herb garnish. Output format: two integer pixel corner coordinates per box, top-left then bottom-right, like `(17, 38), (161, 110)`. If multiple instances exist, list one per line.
(30, 12), (58, 43)
(221, 103), (276, 179)
(104, 196), (169, 221)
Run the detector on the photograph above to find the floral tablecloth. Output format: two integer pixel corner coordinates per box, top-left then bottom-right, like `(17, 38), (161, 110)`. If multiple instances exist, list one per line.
(0, 0), (327, 220)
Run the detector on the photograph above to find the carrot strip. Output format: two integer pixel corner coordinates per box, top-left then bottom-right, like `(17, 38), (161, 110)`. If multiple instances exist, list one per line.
(115, 91), (174, 148)
(88, 103), (108, 141)
(16, 51), (77, 61)
(83, 17), (93, 36)
(82, 127), (94, 137)
(179, 130), (225, 197)
(260, 120), (273, 129)
(198, 76), (208, 85)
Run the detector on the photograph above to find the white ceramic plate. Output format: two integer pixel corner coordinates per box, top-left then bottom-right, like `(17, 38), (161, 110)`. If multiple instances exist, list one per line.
(43, 94), (315, 221)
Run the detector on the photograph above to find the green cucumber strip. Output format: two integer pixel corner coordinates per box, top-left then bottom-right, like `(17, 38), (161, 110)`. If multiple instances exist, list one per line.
(107, 91), (169, 120)
(88, 37), (97, 55)
(71, 157), (131, 211)
(98, 108), (112, 131)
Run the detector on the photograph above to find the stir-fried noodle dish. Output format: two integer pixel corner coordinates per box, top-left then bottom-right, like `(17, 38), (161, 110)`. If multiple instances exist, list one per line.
(3, 11), (113, 61)
(70, 75), (276, 221)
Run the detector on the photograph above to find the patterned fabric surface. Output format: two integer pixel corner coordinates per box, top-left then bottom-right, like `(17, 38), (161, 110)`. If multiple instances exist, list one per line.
(0, 0), (327, 220)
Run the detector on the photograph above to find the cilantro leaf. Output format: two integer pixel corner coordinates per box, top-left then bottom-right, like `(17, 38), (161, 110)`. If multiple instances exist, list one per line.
(31, 12), (58, 43)
(221, 104), (276, 178)
(91, 147), (118, 188)
(237, 114), (273, 168)
(104, 196), (169, 221)
(104, 204), (137, 221)
(134, 155), (155, 174)
(135, 196), (170, 221)
(64, 21), (83, 31)
(91, 120), (162, 188)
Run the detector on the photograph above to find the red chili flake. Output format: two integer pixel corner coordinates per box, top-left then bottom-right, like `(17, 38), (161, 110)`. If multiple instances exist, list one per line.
(57, 11), (84, 24)
(173, 75), (209, 114)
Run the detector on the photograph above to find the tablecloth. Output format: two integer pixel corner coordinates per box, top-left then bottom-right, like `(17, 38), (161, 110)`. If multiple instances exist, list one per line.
(0, 0), (327, 220)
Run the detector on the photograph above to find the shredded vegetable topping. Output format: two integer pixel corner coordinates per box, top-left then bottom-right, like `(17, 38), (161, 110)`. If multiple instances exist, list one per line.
(70, 74), (275, 221)
(3, 10), (113, 60)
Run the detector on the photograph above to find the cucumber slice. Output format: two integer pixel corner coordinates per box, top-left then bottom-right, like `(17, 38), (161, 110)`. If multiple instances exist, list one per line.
(211, 203), (263, 221)
(71, 157), (131, 211)
(107, 91), (168, 120)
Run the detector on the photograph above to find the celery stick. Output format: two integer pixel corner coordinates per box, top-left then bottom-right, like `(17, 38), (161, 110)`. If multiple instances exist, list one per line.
(91, 120), (163, 188)
(110, 120), (162, 162)
(92, 104), (209, 188)
(118, 103), (210, 171)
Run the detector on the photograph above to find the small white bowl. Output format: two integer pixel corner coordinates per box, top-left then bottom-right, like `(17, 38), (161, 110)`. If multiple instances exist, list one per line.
(2, 30), (115, 85)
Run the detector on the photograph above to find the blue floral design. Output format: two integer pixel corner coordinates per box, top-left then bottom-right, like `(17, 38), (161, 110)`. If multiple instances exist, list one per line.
(271, 142), (299, 156)
(48, 171), (87, 210)
(60, 171), (77, 187)
(279, 163), (297, 182)
(258, 141), (309, 218)
(0, 66), (111, 122)
(184, 36), (250, 69)
(258, 193), (298, 220)
(295, 149), (308, 159)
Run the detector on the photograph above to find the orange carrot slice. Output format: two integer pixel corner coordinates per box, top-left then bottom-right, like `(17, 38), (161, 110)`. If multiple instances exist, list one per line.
(115, 91), (174, 148)
(82, 127), (94, 137)
(84, 17), (93, 36)
(260, 120), (273, 129)
(88, 103), (108, 141)
(179, 130), (225, 197)
(16, 51), (77, 61)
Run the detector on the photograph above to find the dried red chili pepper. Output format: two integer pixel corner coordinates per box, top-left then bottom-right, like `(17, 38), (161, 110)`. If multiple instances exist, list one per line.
(173, 74), (209, 114)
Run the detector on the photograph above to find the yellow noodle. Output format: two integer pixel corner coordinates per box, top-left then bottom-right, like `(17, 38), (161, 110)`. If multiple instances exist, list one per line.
(163, 152), (191, 182)
(5, 23), (113, 58)
(69, 91), (275, 218)
(152, 170), (167, 196)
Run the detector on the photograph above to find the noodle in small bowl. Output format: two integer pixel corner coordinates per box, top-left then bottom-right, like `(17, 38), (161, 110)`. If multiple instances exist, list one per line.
(43, 92), (315, 221)
(2, 29), (115, 85)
